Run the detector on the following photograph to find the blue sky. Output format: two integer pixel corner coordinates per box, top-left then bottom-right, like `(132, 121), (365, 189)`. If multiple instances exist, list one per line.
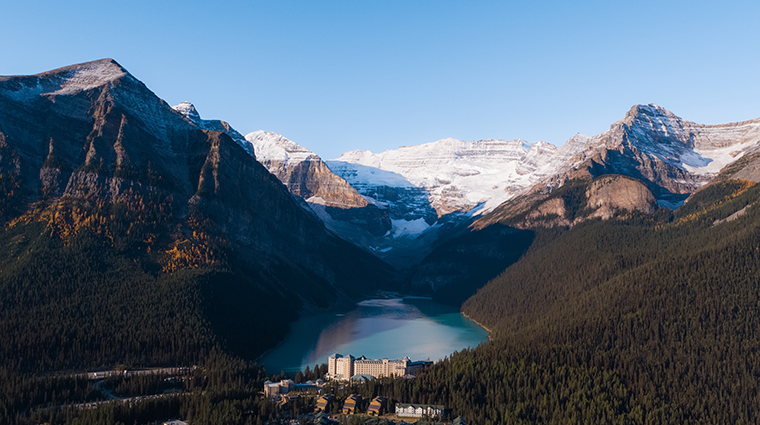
(2, 1), (759, 159)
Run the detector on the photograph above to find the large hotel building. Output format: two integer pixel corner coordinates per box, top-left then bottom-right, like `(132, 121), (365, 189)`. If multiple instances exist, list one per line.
(328, 354), (420, 380)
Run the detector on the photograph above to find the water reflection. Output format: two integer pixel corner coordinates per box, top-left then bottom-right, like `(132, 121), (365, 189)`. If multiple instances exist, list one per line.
(258, 297), (488, 375)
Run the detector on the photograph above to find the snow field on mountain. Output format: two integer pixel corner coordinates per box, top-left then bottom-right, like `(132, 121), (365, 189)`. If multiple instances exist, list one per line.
(331, 137), (590, 216)
(390, 218), (433, 237)
(245, 130), (318, 164)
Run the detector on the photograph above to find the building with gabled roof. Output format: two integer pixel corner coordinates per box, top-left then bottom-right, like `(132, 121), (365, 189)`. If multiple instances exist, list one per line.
(367, 396), (387, 416)
(277, 393), (300, 409)
(315, 394), (335, 413)
(342, 394), (362, 415)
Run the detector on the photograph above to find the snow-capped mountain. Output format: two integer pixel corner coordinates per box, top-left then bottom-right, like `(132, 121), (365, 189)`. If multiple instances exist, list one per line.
(327, 135), (591, 219)
(473, 104), (760, 230)
(0, 58), (392, 282)
(246, 130), (319, 166)
(542, 104), (760, 207)
(328, 104), (760, 231)
(245, 130), (392, 239)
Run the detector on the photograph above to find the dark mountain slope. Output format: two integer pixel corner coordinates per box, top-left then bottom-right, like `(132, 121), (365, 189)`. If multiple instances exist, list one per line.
(406, 174), (659, 306)
(0, 59), (395, 374)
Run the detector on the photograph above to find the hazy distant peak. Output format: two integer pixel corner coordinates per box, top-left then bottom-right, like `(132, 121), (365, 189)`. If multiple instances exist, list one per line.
(526, 140), (558, 153)
(567, 132), (591, 142)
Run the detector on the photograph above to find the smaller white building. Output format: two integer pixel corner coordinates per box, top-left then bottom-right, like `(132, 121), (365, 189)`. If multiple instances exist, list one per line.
(395, 403), (444, 419)
(263, 379), (295, 397)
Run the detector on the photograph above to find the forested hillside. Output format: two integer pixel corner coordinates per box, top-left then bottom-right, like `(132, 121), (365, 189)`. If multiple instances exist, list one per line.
(413, 178), (760, 424)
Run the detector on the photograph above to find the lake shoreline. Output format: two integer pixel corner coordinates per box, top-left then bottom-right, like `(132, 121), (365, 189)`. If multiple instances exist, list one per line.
(461, 311), (492, 340)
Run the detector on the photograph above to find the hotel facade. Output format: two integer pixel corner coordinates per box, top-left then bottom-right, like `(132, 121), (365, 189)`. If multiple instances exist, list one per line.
(327, 354), (414, 380)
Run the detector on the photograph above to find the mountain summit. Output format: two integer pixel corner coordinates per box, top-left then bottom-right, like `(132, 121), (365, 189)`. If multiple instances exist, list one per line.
(5, 58), (130, 96)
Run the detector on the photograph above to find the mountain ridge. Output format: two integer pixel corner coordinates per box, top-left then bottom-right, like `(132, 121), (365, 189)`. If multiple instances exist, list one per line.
(0, 58), (396, 373)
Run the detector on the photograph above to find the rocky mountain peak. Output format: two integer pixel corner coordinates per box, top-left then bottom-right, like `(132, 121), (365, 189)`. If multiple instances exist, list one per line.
(171, 101), (252, 156)
(563, 133), (591, 148)
(46, 59), (129, 95)
(0, 58), (132, 102)
(172, 101), (202, 125)
(525, 140), (558, 155)
(623, 103), (679, 122)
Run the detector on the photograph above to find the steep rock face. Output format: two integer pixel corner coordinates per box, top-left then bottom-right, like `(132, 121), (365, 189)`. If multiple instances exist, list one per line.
(479, 175), (656, 229)
(246, 131), (366, 207)
(245, 130), (391, 237)
(729, 154), (760, 183)
(524, 198), (571, 227)
(0, 59), (196, 205)
(585, 175), (656, 219)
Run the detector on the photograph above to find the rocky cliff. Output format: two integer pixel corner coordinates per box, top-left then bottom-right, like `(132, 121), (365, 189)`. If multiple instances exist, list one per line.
(245, 130), (391, 238)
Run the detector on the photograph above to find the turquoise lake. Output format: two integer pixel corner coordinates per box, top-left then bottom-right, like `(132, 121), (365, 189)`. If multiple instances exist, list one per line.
(258, 297), (489, 374)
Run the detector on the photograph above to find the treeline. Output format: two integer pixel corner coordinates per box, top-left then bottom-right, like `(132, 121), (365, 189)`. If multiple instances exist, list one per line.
(4, 352), (279, 425)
